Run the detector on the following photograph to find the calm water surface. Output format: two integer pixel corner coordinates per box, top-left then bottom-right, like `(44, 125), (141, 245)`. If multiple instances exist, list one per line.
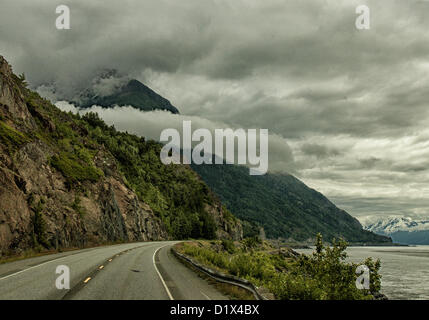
(296, 245), (429, 300)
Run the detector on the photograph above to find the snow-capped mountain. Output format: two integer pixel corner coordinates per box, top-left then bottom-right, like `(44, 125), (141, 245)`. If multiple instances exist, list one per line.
(365, 217), (429, 233)
(363, 217), (429, 245)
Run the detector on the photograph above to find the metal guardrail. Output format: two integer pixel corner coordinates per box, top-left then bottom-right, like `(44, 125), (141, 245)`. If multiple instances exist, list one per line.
(171, 247), (269, 300)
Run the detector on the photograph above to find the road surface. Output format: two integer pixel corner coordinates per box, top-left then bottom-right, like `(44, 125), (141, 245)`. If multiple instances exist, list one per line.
(0, 242), (228, 300)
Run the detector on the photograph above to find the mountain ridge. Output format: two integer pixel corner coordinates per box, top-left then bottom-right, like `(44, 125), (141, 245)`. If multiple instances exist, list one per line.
(191, 162), (392, 244)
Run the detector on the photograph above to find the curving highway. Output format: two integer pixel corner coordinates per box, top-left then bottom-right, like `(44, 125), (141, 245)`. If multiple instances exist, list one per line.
(0, 242), (228, 300)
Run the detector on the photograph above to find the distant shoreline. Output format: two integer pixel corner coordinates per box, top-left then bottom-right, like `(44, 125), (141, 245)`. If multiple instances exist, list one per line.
(274, 241), (410, 250)
(348, 243), (409, 247)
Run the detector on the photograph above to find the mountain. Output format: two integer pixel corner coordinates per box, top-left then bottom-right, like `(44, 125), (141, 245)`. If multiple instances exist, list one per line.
(0, 56), (240, 256)
(30, 67), (389, 245)
(68, 70), (390, 244)
(364, 217), (429, 245)
(75, 71), (179, 114)
(191, 162), (392, 244)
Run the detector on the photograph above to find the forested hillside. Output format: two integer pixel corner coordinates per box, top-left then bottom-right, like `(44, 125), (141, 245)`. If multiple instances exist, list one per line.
(192, 162), (391, 244)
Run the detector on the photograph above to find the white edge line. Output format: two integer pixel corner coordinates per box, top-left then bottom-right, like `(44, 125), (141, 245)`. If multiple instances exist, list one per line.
(0, 242), (168, 283)
(200, 291), (211, 300)
(0, 255), (68, 281)
(153, 244), (174, 300)
(0, 243), (141, 282)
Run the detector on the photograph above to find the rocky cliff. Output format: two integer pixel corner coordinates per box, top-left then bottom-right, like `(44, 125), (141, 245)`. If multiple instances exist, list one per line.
(0, 56), (241, 256)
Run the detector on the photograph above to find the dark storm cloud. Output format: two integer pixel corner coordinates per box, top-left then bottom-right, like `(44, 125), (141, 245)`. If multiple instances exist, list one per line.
(2, 0), (429, 220)
(330, 196), (429, 222)
(358, 157), (382, 169)
(301, 143), (341, 159)
(0, 0), (220, 96)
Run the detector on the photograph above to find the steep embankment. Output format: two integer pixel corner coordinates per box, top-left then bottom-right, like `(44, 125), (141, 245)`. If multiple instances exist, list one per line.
(0, 56), (241, 256)
(192, 163), (391, 244)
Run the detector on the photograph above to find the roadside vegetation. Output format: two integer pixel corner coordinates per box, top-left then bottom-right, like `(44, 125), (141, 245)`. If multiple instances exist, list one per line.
(176, 234), (382, 300)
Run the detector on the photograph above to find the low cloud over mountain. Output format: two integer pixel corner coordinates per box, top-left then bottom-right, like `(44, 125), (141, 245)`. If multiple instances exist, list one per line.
(2, 0), (429, 220)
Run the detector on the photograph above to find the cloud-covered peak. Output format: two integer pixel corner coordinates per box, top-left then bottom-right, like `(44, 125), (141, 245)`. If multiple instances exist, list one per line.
(2, 0), (429, 220)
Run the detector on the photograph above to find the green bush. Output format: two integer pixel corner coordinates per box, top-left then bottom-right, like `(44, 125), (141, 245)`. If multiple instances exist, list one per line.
(221, 239), (236, 254)
(182, 244), (229, 269)
(71, 196), (86, 217)
(32, 200), (49, 249)
(229, 252), (276, 280)
(294, 233), (380, 299)
(50, 152), (103, 185)
(243, 236), (262, 250)
(268, 273), (324, 300)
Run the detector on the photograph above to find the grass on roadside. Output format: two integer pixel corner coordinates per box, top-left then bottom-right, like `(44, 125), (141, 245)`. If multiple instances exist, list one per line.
(175, 234), (382, 300)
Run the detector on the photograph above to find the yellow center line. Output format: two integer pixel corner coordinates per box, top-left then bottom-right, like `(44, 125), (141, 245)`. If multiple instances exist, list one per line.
(108, 259), (112, 262)
(83, 277), (91, 284)
(99, 265), (104, 270)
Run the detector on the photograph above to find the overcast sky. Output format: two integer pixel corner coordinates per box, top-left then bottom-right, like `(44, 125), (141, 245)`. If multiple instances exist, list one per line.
(2, 0), (429, 222)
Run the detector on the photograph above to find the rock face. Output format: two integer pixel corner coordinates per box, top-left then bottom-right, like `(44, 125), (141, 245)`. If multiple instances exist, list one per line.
(0, 56), (241, 256)
(205, 203), (243, 241)
(0, 58), (35, 129)
(0, 124), (168, 254)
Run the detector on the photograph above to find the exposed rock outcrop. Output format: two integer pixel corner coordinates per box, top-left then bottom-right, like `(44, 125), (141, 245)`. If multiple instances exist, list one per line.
(0, 135), (168, 255)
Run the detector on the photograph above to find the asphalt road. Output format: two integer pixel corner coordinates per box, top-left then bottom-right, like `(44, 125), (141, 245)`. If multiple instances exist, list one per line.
(0, 242), (228, 300)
